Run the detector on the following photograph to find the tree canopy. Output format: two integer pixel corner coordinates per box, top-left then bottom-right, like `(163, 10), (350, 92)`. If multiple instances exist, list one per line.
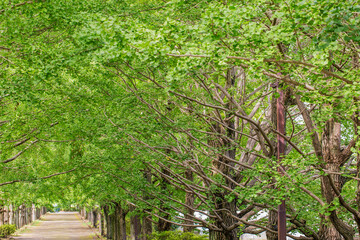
(1, 0), (360, 239)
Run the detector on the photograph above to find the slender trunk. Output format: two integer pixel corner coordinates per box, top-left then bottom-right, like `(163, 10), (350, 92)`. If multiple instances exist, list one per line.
(266, 93), (280, 240)
(36, 207), (40, 219)
(4, 206), (8, 224)
(88, 210), (92, 223)
(27, 207), (31, 224)
(99, 210), (105, 236)
(15, 208), (19, 228)
(21, 205), (26, 227)
(31, 204), (36, 222)
(41, 206), (46, 216)
(157, 168), (172, 232)
(141, 168), (152, 240)
(183, 169), (195, 232)
(92, 209), (98, 228)
(0, 206), (4, 225)
(9, 205), (13, 225)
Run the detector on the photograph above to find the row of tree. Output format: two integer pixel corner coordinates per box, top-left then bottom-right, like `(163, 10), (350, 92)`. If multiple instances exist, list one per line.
(1, 0), (360, 239)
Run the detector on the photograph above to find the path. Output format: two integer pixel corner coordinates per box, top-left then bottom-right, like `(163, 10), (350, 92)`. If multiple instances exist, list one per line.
(12, 212), (97, 240)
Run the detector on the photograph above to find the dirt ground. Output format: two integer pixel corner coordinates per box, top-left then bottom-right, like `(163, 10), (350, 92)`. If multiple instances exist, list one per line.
(11, 212), (97, 240)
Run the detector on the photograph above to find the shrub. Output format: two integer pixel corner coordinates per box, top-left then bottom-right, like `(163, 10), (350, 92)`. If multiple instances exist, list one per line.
(0, 224), (16, 237)
(148, 231), (208, 240)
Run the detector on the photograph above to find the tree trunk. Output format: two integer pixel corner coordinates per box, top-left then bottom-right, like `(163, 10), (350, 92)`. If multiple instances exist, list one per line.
(130, 205), (141, 240)
(21, 205), (26, 227)
(266, 210), (278, 240)
(36, 208), (40, 219)
(99, 210), (105, 236)
(208, 68), (240, 240)
(88, 210), (92, 223)
(142, 168), (152, 240)
(208, 145), (239, 240)
(183, 169), (195, 232)
(9, 204), (15, 224)
(266, 95), (279, 240)
(9, 205), (14, 225)
(4, 206), (8, 224)
(0, 206), (4, 225)
(15, 208), (19, 228)
(319, 119), (355, 240)
(114, 202), (127, 240)
(104, 205), (114, 239)
(41, 207), (46, 216)
(353, 107), (360, 234)
(131, 215), (141, 240)
(32, 204), (36, 222)
(157, 168), (172, 232)
(92, 209), (98, 228)
(209, 197), (238, 240)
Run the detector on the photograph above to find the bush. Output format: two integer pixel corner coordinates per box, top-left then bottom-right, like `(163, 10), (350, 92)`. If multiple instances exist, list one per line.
(148, 231), (208, 240)
(0, 224), (16, 237)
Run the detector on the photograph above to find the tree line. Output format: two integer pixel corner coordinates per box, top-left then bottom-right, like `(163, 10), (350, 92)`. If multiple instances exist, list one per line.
(1, 0), (360, 239)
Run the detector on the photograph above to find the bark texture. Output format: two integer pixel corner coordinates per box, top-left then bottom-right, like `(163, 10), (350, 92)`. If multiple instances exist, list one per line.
(183, 169), (195, 232)
(319, 119), (354, 240)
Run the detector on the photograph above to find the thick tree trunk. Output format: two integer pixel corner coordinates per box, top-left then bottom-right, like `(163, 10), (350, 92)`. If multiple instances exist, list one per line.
(104, 205), (114, 239)
(208, 68), (240, 240)
(353, 108), (360, 234)
(142, 216), (152, 240)
(208, 142), (239, 239)
(319, 119), (355, 240)
(114, 202), (127, 240)
(120, 211), (127, 240)
(209, 196), (238, 240)
(130, 215), (141, 240)
(130, 205), (141, 240)
(266, 210), (278, 240)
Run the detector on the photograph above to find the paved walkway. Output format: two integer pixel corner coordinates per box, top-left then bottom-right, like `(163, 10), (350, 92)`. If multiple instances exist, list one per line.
(12, 212), (96, 240)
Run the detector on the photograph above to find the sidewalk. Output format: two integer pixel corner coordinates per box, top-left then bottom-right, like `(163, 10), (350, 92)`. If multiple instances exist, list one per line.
(11, 212), (97, 240)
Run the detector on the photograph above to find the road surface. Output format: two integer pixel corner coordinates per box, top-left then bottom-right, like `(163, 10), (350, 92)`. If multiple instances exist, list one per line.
(12, 212), (96, 240)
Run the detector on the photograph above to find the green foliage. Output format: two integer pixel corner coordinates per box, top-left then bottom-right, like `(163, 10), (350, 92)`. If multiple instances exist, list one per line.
(1, 0), (360, 238)
(0, 224), (16, 237)
(148, 231), (208, 240)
